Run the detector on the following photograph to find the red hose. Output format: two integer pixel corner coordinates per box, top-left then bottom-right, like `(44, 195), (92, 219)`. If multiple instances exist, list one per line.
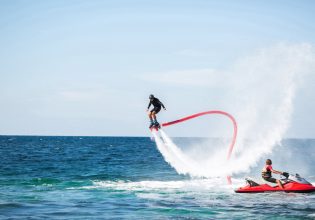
(162, 110), (237, 160)
(161, 110), (237, 184)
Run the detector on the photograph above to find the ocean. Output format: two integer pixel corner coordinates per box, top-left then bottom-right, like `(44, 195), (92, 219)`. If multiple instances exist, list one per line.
(1, 135), (315, 219)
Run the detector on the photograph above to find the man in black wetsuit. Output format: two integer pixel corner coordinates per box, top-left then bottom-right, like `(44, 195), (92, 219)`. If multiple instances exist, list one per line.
(147, 94), (166, 128)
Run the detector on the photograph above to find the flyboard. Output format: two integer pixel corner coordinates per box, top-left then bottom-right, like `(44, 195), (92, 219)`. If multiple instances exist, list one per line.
(149, 123), (161, 132)
(149, 110), (238, 184)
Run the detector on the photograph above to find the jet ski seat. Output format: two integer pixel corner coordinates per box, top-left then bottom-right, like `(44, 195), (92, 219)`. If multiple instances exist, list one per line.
(245, 177), (260, 187)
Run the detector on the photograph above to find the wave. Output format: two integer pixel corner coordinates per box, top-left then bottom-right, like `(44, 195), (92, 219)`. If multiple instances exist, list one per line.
(83, 178), (235, 192)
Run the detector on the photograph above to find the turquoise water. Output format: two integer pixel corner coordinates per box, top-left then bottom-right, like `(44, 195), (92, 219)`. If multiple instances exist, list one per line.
(1, 136), (315, 219)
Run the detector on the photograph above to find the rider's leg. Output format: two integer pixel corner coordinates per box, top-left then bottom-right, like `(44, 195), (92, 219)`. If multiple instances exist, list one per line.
(152, 111), (157, 124)
(148, 111), (154, 127)
(276, 179), (284, 189)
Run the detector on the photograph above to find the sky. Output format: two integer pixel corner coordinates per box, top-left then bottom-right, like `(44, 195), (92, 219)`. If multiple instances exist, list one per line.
(0, 0), (315, 137)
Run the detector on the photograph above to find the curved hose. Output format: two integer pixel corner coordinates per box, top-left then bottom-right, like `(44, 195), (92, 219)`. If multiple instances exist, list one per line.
(162, 110), (237, 160)
(161, 110), (237, 184)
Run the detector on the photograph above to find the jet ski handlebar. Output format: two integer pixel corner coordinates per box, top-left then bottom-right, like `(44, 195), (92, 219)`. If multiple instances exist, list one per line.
(282, 172), (289, 178)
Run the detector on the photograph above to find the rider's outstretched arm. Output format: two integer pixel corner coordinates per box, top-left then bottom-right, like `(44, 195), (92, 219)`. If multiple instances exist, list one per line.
(271, 168), (283, 175)
(159, 101), (166, 110)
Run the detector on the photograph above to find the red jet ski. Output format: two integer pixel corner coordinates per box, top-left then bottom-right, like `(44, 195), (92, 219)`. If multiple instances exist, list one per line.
(235, 173), (315, 193)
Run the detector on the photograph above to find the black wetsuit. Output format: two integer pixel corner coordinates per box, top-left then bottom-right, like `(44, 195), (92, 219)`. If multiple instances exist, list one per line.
(147, 98), (165, 114)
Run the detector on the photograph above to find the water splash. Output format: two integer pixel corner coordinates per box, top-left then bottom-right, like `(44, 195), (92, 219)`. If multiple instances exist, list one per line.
(154, 129), (233, 177)
(152, 130), (206, 176)
(228, 43), (315, 174)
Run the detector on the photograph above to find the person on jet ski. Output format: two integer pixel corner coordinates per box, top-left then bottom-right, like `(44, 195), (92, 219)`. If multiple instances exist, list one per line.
(147, 94), (166, 128)
(261, 159), (288, 189)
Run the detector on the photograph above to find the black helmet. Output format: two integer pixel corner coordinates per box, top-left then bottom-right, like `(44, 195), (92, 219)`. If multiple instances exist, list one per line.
(149, 94), (154, 99)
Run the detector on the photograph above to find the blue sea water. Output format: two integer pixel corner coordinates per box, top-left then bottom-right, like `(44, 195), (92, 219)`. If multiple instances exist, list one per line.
(0, 136), (315, 219)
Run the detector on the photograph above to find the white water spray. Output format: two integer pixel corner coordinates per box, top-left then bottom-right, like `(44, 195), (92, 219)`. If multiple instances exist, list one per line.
(227, 43), (315, 174)
(154, 129), (232, 177)
(153, 43), (315, 178)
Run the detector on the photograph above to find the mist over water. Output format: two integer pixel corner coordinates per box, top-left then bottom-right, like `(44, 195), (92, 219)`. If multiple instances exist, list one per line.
(228, 43), (315, 174)
(154, 43), (315, 178)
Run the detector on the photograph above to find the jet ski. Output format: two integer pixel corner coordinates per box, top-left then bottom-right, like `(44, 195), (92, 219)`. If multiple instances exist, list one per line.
(235, 173), (315, 193)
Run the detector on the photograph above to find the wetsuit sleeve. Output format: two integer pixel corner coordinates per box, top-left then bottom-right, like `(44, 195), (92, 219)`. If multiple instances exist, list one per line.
(147, 101), (152, 109)
(158, 100), (165, 109)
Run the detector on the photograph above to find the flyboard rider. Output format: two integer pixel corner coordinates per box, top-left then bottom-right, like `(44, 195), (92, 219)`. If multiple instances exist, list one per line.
(147, 94), (166, 129)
